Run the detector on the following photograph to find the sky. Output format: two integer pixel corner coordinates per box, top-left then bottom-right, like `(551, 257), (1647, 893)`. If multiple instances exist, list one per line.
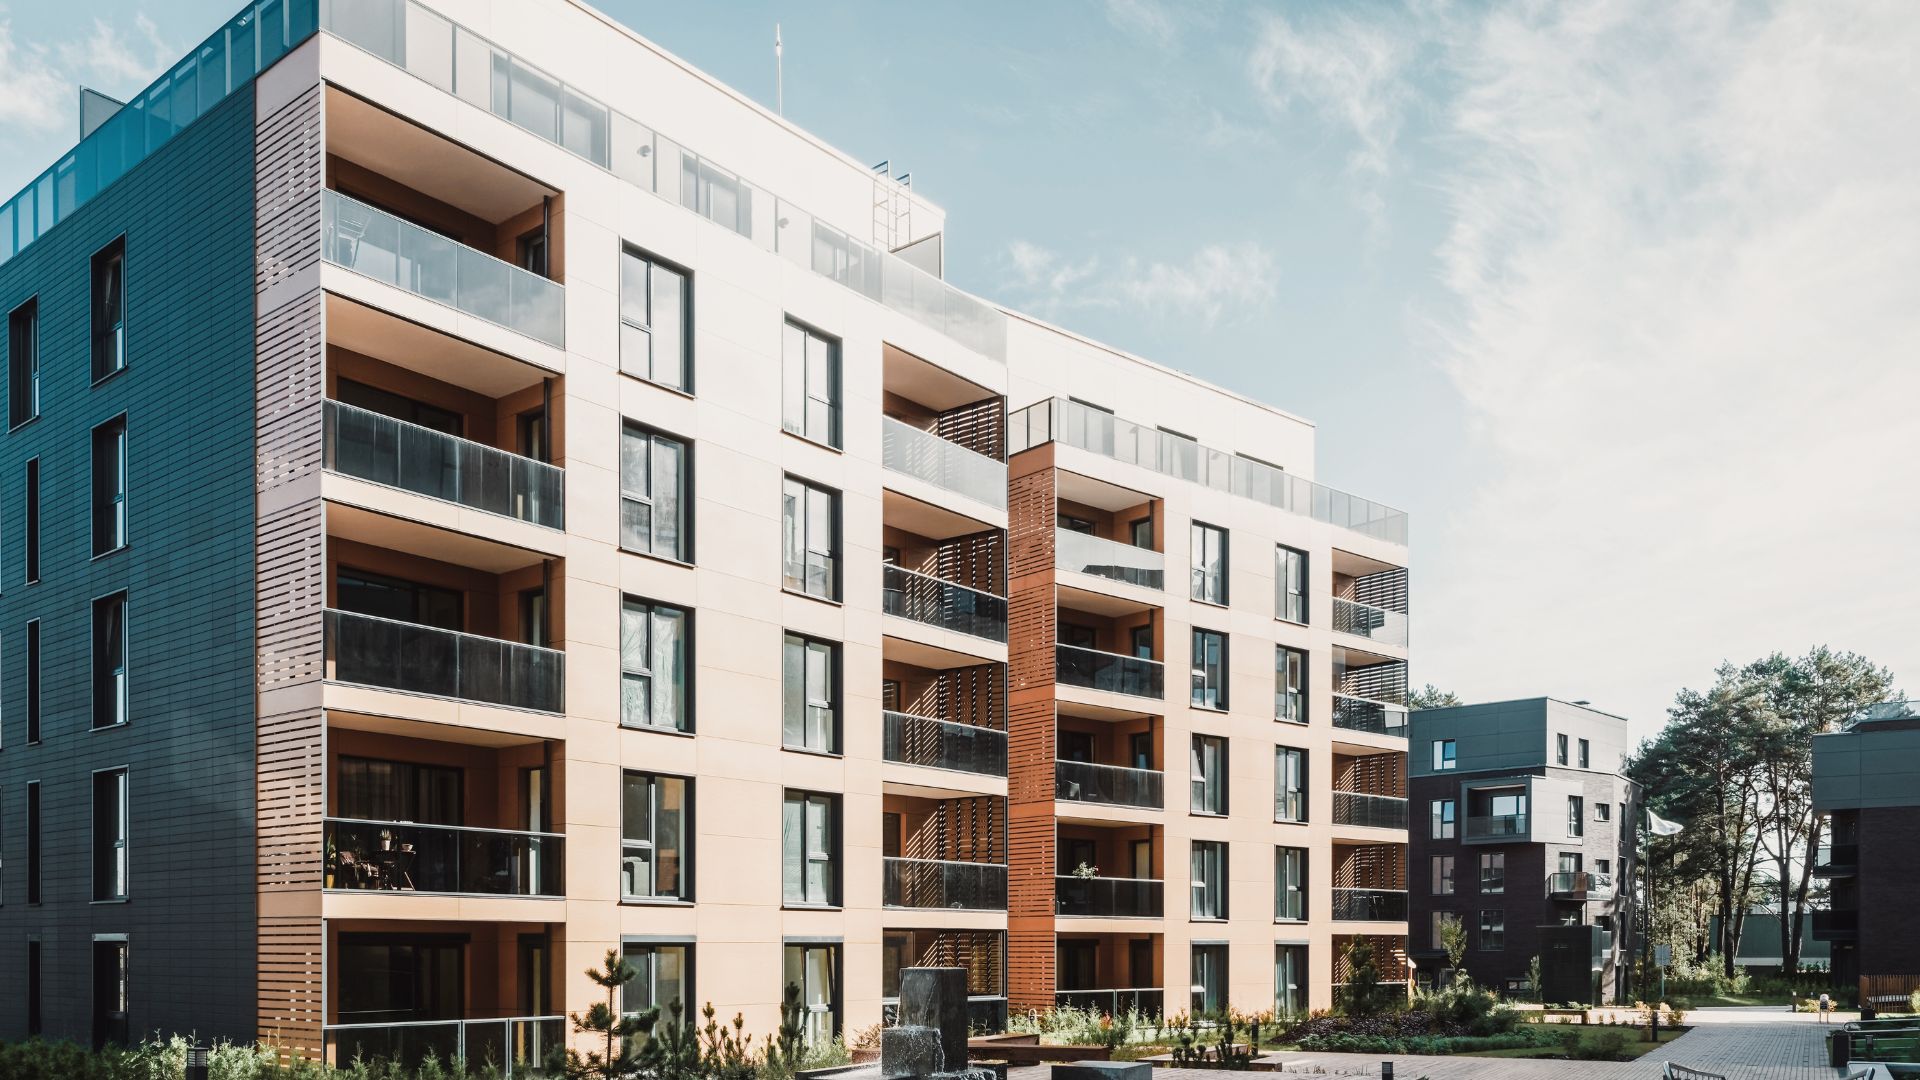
(2, 0), (1915, 744)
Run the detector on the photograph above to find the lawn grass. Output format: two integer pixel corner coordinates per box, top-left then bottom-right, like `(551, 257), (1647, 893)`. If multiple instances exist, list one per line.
(1686, 992), (1802, 1007)
(1472, 1026), (1688, 1060)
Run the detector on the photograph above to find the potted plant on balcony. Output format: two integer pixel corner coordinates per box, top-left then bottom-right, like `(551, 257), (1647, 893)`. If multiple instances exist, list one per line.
(324, 831), (338, 889)
(1072, 862), (1100, 879)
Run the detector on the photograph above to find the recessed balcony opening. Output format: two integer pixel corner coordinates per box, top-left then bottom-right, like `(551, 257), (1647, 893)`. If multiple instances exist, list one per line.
(1331, 752), (1408, 831)
(1055, 933), (1163, 1015)
(1334, 934), (1411, 1004)
(1332, 550), (1409, 649)
(1464, 784), (1529, 840)
(1056, 602), (1162, 699)
(323, 724), (562, 898)
(881, 519), (1007, 647)
(1055, 713), (1162, 812)
(1055, 823), (1162, 919)
(880, 344), (1006, 511)
(1332, 646), (1407, 738)
(1331, 843), (1407, 922)
(324, 922), (562, 1073)
(1815, 811), (1859, 879)
(881, 794), (1006, 912)
(324, 87), (565, 346)
(882, 661), (1006, 780)
(1054, 471), (1162, 592)
(882, 930), (1007, 1033)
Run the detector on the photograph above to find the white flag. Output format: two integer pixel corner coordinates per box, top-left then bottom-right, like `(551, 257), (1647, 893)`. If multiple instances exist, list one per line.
(1648, 811), (1684, 836)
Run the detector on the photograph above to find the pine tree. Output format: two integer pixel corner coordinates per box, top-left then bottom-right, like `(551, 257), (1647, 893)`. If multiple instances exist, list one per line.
(566, 950), (653, 1080)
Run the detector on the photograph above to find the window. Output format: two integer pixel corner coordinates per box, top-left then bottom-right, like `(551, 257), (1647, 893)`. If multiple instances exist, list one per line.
(1480, 852), (1505, 893)
(26, 781), (40, 904)
(1129, 518), (1153, 548)
(1275, 646), (1306, 722)
(26, 939), (41, 1035)
(1556, 733), (1568, 765)
(783, 943), (839, 1045)
(1190, 841), (1227, 919)
(1429, 911), (1459, 950)
(93, 592), (128, 729)
(92, 238), (126, 381)
(1191, 944), (1227, 1014)
(1191, 735), (1227, 814)
(1430, 798), (1456, 840)
(1191, 628), (1227, 709)
(93, 769), (129, 901)
(1567, 796), (1585, 838)
(1431, 855), (1455, 895)
(621, 772), (690, 901)
(9, 299), (37, 428)
(1479, 910), (1505, 951)
(781, 319), (840, 447)
(619, 246), (690, 391)
(782, 790), (838, 906)
(1558, 851), (1582, 875)
(1275, 945), (1307, 1018)
(1433, 739), (1457, 771)
(1275, 545), (1307, 623)
(1578, 738), (1590, 768)
(26, 620), (40, 744)
(1190, 522), (1227, 604)
(1274, 746), (1307, 823)
(23, 458), (38, 582)
(620, 598), (689, 731)
(782, 633), (838, 753)
(1595, 858), (1611, 876)
(92, 936), (129, 1049)
(1595, 802), (1612, 823)
(619, 422), (689, 561)
(622, 942), (691, 1023)
(1275, 846), (1306, 921)
(92, 413), (127, 553)
(781, 476), (839, 600)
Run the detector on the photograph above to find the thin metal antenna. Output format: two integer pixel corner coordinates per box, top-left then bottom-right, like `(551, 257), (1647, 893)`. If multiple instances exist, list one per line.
(775, 23), (784, 116)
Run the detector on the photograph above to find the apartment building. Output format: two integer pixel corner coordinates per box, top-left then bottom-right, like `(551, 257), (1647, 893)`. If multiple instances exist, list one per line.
(1406, 699), (1639, 1004)
(0, 0), (1407, 1059)
(1811, 700), (1920, 998)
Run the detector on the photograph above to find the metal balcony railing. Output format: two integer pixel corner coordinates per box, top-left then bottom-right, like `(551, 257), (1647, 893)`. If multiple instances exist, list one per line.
(1054, 876), (1164, 918)
(325, 609), (564, 713)
(1053, 989), (1164, 1018)
(1054, 760), (1164, 810)
(882, 711), (1007, 777)
(1465, 813), (1529, 839)
(322, 189), (566, 347)
(881, 857), (1008, 911)
(1054, 529), (1164, 591)
(881, 416), (1007, 509)
(1812, 910), (1858, 940)
(1332, 598), (1409, 648)
(323, 1016), (562, 1076)
(882, 564), (1008, 643)
(324, 400), (564, 528)
(1332, 694), (1409, 738)
(1814, 844), (1859, 878)
(1056, 644), (1164, 699)
(1547, 871), (1616, 899)
(1331, 888), (1409, 922)
(324, 818), (563, 896)
(1332, 791), (1409, 830)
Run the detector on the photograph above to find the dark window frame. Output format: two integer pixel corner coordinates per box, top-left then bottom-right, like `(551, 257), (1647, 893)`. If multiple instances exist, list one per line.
(92, 591), (129, 730)
(9, 297), (39, 430)
(618, 419), (694, 564)
(781, 631), (842, 756)
(621, 770), (694, 903)
(91, 236), (127, 384)
(618, 244), (694, 393)
(91, 767), (130, 902)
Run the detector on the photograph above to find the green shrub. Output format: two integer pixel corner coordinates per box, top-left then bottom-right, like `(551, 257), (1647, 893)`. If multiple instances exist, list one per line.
(1293, 1028), (1559, 1055)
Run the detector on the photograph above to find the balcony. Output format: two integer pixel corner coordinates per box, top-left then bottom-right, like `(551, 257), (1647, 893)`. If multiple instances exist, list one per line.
(323, 1016), (562, 1075)
(324, 819), (563, 897)
(1812, 910), (1858, 941)
(1548, 871), (1616, 901)
(883, 564), (1008, 643)
(1333, 694), (1408, 738)
(883, 712), (1007, 777)
(1465, 813), (1529, 840)
(1331, 888), (1409, 922)
(1054, 988), (1164, 1017)
(1056, 644), (1164, 699)
(882, 857), (1008, 911)
(325, 609), (564, 713)
(322, 189), (565, 348)
(1332, 598), (1408, 648)
(1814, 844), (1858, 879)
(1055, 876), (1165, 918)
(1333, 792), (1409, 831)
(1055, 760), (1164, 810)
(882, 416), (1007, 510)
(1055, 529), (1164, 591)
(324, 400), (563, 529)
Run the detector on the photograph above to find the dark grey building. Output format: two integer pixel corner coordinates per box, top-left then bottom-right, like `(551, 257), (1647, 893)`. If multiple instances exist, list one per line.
(1812, 700), (1920, 995)
(1406, 698), (1640, 1003)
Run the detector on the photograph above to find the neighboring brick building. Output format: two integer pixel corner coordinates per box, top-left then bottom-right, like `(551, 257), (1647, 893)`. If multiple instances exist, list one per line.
(1812, 700), (1920, 999)
(1406, 699), (1640, 1003)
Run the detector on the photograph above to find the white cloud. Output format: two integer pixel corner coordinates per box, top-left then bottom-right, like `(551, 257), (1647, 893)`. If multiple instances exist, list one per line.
(0, 11), (174, 148)
(1102, 0), (1179, 45)
(62, 15), (171, 87)
(1004, 239), (1277, 327)
(0, 17), (70, 133)
(1249, 10), (1413, 178)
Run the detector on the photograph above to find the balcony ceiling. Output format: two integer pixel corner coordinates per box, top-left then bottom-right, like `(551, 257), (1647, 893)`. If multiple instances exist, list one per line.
(1332, 641), (1403, 668)
(1332, 547), (1401, 577)
(327, 502), (551, 574)
(1056, 469), (1152, 512)
(328, 709), (552, 749)
(1056, 698), (1158, 724)
(1056, 582), (1158, 619)
(326, 86), (556, 222)
(881, 630), (1001, 671)
(882, 343), (998, 412)
(882, 488), (997, 541)
(328, 294), (550, 397)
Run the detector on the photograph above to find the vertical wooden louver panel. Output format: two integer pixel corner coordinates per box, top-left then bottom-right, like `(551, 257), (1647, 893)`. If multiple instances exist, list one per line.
(1005, 449), (1061, 1011)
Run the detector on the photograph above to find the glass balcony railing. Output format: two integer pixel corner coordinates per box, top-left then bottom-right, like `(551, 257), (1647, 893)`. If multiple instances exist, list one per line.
(325, 609), (564, 713)
(1055, 529), (1165, 590)
(882, 565), (1008, 643)
(324, 1016), (562, 1076)
(324, 818), (563, 896)
(1056, 644), (1164, 699)
(1332, 598), (1409, 648)
(881, 416), (1007, 510)
(1009, 397), (1408, 545)
(1548, 871), (1616, 899)
(1054, 876), (1165, 918)
(1332, 791), (1409, 830)
(1332, 694), (1408, 738)
(1465, 813), (1529, 839)
(881, 857), (1008, 911)
(324, 400), (564, 528)
(882, 711), (1007, 777)
(1331, 888), (1409, 922)
(1054, 989), (1164, 1018)
(1054, 760), (1164, 810)
(322, 189), (566, 347)
(319, 0), (1007, 362)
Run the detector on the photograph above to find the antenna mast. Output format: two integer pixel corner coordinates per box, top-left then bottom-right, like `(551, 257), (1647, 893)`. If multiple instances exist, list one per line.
(775, 24), (784, 116)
